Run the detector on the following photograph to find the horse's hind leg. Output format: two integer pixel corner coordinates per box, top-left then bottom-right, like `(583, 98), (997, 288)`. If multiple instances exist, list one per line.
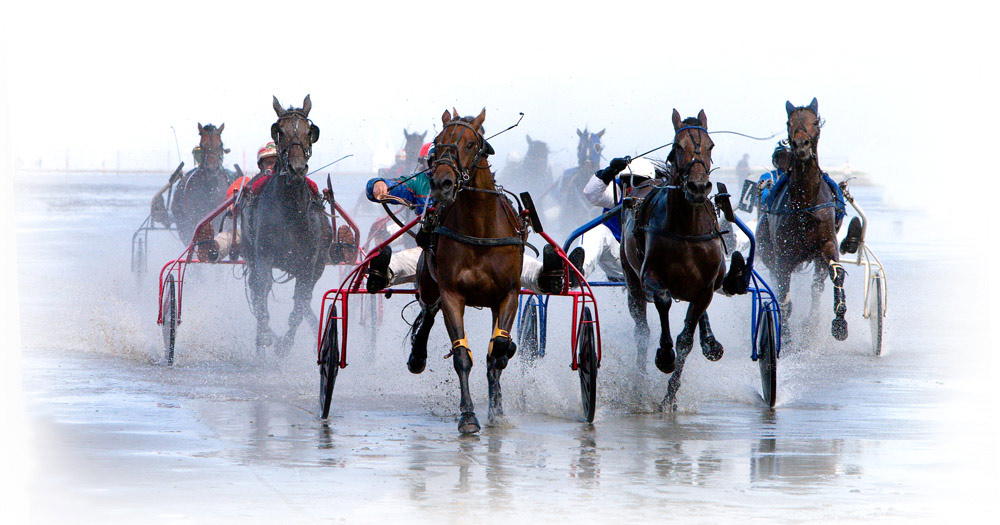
(774, 268), (793, 342)
(486, 290), (520, 422)
(698, 312), (724, 361)
(248, 265), (276, 352)
(277, 272), (319, 357)
(829, 260), (848, 341)
(652, 291), (675, 374)
(624, 263), (650, 370)
(806, 261), (827, 331)
(440, 292), (479, 434)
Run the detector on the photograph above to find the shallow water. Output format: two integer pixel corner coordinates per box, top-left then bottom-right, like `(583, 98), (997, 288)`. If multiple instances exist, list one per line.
(13, 171), (994, 523)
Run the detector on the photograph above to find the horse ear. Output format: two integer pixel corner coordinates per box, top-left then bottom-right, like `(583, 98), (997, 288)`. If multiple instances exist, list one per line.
(441, 109), (452, 126)
(197, 122), (204, 134)
(596, 128), (605, 138)
(471, 108), (486, 133)
(271, 123), (279, 141)
(808, 97), (818, 114)
(403, 128), (410, 138)
(526, 134), (532, 144)
(671, 109), (682, 131)
(302, 94), (312, 116)
(576, 128), (583, 137)
(419, 131), (427, 140)
(218, 123), (224, 133)
(452, 107), (460, 119)
(785, 101), (795, 116)
(309, 124), (320, 143)
(273, 96), (285, 117)
(697, 109), (707, 128)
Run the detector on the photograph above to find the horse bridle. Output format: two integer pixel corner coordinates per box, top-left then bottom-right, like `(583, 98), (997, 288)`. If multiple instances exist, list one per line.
(670, 125), (713, 185)
(274, 110), (314, 173)
(578, 133), (602, 167)
(786, 108), (820, 160)
(431, 119), (489, 192)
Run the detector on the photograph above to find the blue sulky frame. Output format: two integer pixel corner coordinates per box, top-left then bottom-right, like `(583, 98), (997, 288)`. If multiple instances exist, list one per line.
(516, 199), (782, 397)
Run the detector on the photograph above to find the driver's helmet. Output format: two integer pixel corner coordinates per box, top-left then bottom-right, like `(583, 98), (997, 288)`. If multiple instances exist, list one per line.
(620, 157), (656, 185)
(771, 140), (790, 168)
(257, 141), (278, 164)
(418, 143), (434, 168)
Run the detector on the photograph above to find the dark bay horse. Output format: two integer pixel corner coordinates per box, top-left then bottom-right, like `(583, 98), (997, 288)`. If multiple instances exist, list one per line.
(379, 129), (427, 176)
(242, 95), (332, 354)
(757, 98), (848, 341)
(170, 123), (234, 243)
(551, 128), (604, 231)
(501, 134), (552, 195)
(621, 110), (726, 410)
(408, 108), (525, 434)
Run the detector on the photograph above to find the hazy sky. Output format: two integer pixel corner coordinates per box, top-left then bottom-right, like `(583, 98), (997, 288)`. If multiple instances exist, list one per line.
(4, 0), (997, 208)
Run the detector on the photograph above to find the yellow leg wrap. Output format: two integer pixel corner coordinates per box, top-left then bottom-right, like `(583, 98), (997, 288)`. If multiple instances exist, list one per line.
(446, 339), (472, 365)
(493, 328), (511, 339)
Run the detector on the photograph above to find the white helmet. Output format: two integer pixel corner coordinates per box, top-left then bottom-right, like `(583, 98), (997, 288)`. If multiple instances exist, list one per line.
(620, 157), (656, 182)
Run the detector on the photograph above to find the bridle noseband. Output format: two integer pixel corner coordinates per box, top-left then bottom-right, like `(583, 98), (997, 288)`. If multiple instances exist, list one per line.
(432, 119), (488, 191)
(274, 110), (314, 173)
(787, 108), (820, 160)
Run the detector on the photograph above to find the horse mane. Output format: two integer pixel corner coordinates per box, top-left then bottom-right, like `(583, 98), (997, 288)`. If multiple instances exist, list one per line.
(680, 117), (702, 128)
(200, 124), (219, 134)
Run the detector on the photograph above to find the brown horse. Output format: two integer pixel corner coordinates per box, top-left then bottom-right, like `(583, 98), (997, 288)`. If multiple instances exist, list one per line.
(242, 95), (332, 355)
(408, 108), (525, 434)
(757, 98), (847, 341)
(170, 123), (233, 243)
(621, 109), (726, 411)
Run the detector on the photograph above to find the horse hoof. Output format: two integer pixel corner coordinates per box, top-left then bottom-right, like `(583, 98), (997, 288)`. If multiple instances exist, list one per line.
(275, 335), (293, 358)
(702, 339), (724, 362)
(491, 354), (510, 371)
(654, 347), (675, 374)
(407, 353), (426, 374)
(832, 318), (848, 341)
(458, 412), (481, 434)
(256, 330), (277, 349)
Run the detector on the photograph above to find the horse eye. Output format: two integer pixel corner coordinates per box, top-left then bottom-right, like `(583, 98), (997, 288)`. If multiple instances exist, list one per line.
(467, 142), (474, 149)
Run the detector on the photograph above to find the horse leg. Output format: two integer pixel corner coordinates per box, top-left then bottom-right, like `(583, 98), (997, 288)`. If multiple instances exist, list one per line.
(440, 291), (479, 434)
(806, 259), (827, 331)
(624, 263), (650, 370)
(698, 311), (724, 361)
(652, 291), (675, 374)
(662, 295), (710, 412)
(408, 301), (439, 374)
(249, 264), (276, 352)
(824, 244), (848, 341)
(276, 272), (319, 357)
(774, 268), (793, 342)
(487, 290), (520, 422)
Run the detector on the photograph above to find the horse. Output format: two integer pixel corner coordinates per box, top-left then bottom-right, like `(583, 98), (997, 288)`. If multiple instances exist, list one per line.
(379, 129), (427, 177)
(500, 134), (552, 196)
(170, 123), (234, 243)
(621, 109), (727, 411)
(407, 108), (525, 434)
(242, 95), (332, 355)
(550, 128), (604, 233)
(756, 98), (848, 341)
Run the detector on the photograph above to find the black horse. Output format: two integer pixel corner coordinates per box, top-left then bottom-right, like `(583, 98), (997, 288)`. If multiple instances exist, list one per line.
(500, 134), (552, 197)
(242, 95), (332, 354)
(170, 123), (234, 243)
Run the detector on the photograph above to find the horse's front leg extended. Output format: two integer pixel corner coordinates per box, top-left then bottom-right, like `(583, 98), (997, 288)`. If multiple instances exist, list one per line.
(248, 264), (276, 351)
(440, 291), (479, 434)
(662, 294), (712, 412)
(823, 242), (848, 341)
(487, 290), (520, 422)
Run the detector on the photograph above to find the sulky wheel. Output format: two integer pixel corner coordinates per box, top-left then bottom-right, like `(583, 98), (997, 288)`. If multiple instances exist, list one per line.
(869, 273), (885, 357)
(319, 303), (340, 418)
(757, 302), (778, 408)
(577, 306), (598, 423)
(161, 274), (177, 366)
(132, 235), (146, 275)
(518, 296), (541, 362)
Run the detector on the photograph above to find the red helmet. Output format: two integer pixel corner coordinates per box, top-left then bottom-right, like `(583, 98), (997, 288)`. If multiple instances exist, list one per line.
(257, 142), (278, 163)
(418, 142), (433, 159)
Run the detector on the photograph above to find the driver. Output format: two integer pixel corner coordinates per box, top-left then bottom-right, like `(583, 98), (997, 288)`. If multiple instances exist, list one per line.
(566, 156), (658, 282)
(195, 142), (278, 262)
(364, 142), (565, 294)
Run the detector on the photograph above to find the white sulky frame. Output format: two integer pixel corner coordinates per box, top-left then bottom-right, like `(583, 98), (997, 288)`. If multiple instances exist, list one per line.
(839, 185), (888, 322)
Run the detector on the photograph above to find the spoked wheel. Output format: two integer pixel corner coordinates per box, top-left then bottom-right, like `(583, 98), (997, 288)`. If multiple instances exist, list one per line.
(869, 272), (885, 356)
(319, 304), (340, 419)
(161, 274), (177, 366)
(757, 303), (778, 408)
(577, 307), (598, 423)
(518, 297), (541, 361)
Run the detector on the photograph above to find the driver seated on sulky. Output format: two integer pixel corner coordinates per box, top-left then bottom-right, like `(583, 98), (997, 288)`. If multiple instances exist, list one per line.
(364, 142), (565, 294)
(566, 156), (658, 282)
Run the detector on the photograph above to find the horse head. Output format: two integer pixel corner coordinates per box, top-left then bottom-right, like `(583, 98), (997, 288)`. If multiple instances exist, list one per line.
(525, 134), (550, 162)
(431, 108), (488, 206)
(576, 127), (604, 174)
(670, 109), (714, 203)
(785, 97), (820, 162)
(403, 129), (428, 170)
(197, 122), (227, 172)
(271, 94), (320, 178)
